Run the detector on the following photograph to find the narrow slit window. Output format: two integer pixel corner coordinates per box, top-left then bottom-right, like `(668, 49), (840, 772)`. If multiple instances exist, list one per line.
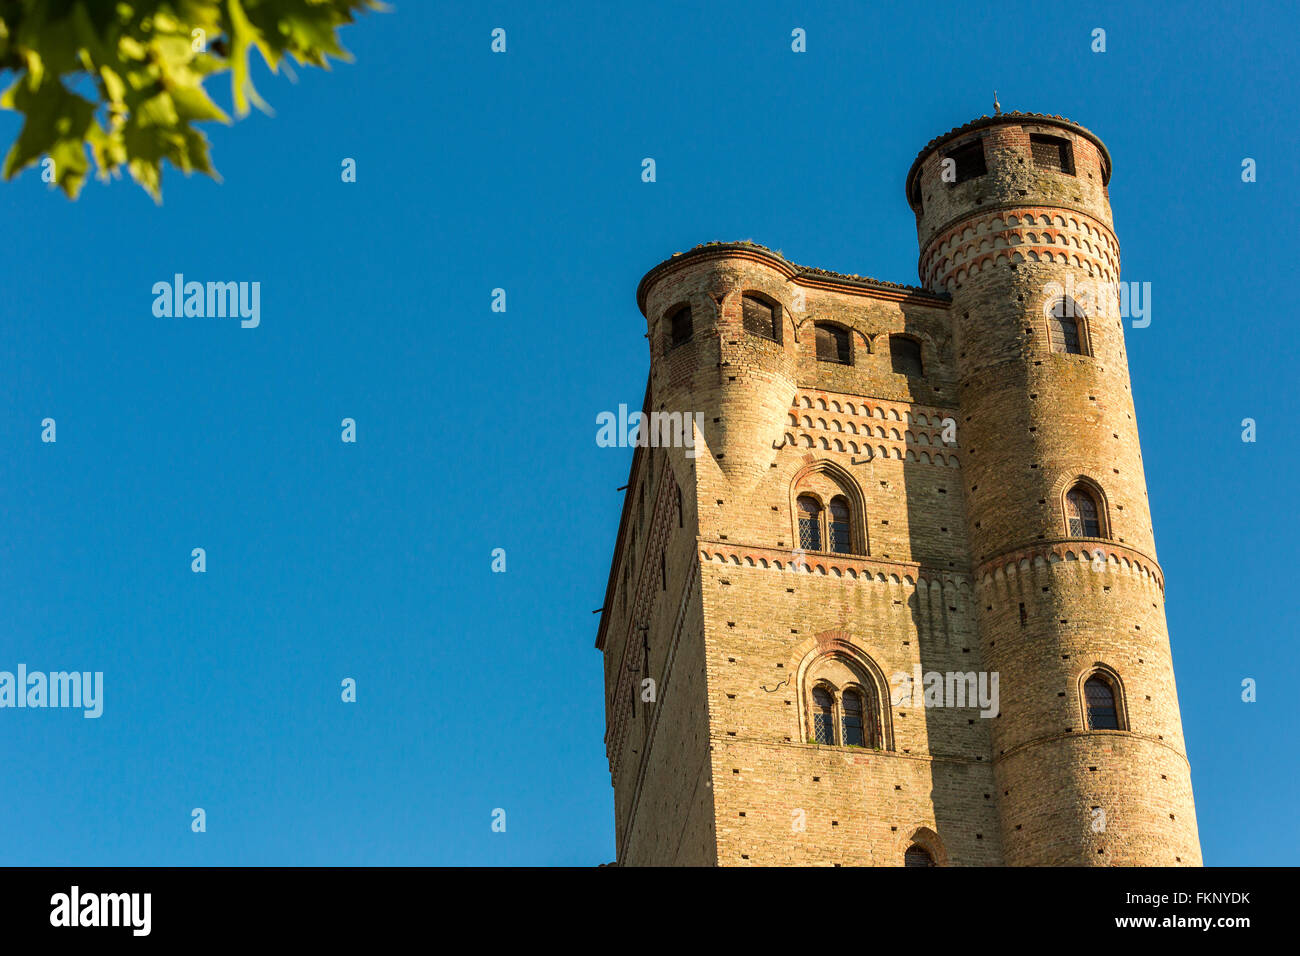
(668, 305), (693, 349)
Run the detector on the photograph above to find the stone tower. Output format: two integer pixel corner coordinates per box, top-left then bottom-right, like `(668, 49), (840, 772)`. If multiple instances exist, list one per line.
(596, 112), (1201, 866)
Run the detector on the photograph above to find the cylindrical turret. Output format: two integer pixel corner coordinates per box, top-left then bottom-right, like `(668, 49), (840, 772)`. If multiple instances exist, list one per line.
(637, 246), (799, 494)
(906, 113), (1201, 865)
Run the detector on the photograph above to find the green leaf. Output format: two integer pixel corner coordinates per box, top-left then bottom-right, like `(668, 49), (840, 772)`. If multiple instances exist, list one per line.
(226, 0), (271, 117)
(0, 75), (96, 180)
(0, 0), (386, 199)
(170, 83), (230, 123)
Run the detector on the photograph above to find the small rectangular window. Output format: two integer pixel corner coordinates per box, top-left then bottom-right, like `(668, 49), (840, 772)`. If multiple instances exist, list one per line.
(815, 324), (851, 365)
(946, 140), (987, 184)
(668, 305), (693, 349)
(890, 336), (924, 377)
(1030, 134), (1074, 175)
(742, 295), (779, 342)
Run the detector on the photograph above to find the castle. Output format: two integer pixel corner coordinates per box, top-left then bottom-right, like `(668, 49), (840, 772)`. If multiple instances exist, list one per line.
(594, 112), (1201, 866)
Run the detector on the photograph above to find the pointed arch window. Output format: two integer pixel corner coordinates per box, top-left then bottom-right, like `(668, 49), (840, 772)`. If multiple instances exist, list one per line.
(1085, 675), (1120, 730)
(811, 686), (835, 744)
(1066, 483), (1104, 537)
(797, 495), (823, 551)
(668, 304), (693, 349)
(1049, 297), (1086, 355)
(905, 845), (937, 867)
(804, 663), (886, 750)
(792, 467), (864, 556)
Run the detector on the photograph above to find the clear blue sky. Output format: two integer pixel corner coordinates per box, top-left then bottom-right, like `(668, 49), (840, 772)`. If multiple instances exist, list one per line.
(1, 0), (1295, 866)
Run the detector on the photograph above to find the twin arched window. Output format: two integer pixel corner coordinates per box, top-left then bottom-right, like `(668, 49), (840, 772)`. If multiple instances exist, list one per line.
(798, 494), (853, 554)
(810, 682), (879, 748)
(1049, 297), (1087, 355)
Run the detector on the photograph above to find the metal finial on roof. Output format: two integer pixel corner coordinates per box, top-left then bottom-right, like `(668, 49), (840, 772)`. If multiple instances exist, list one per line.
(994, 91), (1001, 115)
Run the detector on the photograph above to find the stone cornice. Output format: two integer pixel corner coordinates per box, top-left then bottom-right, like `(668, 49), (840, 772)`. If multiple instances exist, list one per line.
(635, 242), (950, 315)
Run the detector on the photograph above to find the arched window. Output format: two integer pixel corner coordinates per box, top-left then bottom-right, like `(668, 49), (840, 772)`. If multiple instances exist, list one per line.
(742, 293), (780, 342)
(829, 496), (852, 554)
(797, 495), (823, 551)
(815, 322), (852, 365)
(1085, 675), (1120, 730)
(1065, 483), (1104, 537)
(802, 647), (889, 750)
(811, 686), (835, 744)
(905, 845), (936, 867)
(1049, 297), (1086, 355)
(890, 335), (924, 377)
(841, 689), (865, 747)
(668, 304), (693, 349)
(792, 464), (864, 556)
